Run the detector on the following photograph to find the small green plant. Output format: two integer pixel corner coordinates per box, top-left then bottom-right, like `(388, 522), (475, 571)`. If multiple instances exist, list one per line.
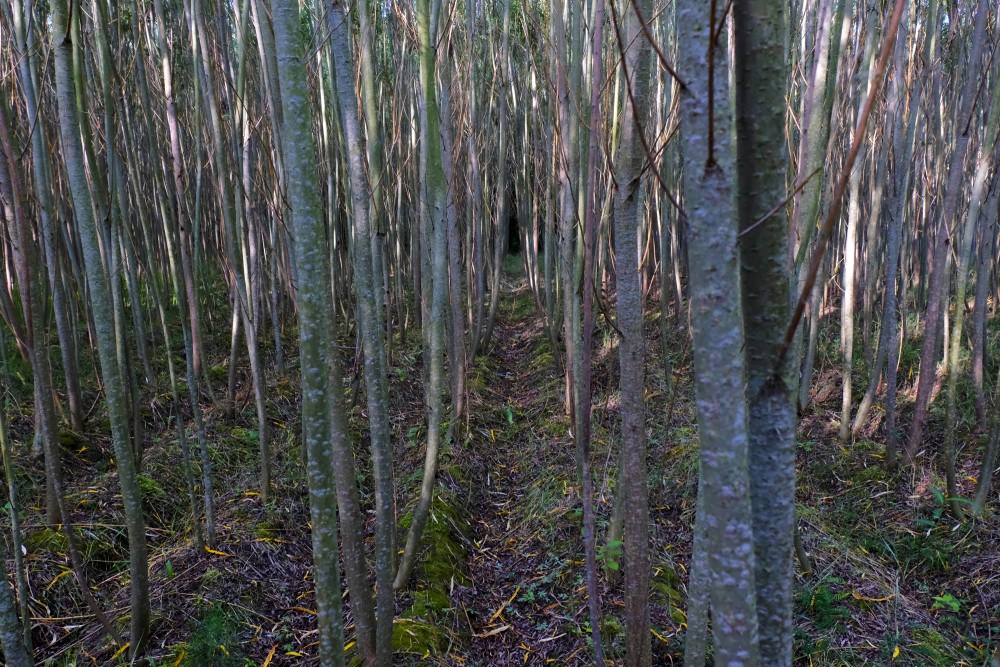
(931, 593), (961, 613)
(597, 539), (623, 572)
(201, 568), (223, 587)
(502, 404), (515, 425)
(178, 603), (248, 667)
(798, 577), (852, 632)
(136, 474), (167, 503)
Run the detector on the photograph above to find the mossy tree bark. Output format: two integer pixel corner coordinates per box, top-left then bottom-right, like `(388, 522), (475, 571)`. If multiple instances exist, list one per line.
(329, 0), (395, 660)
(396, 0), (450, 595)
(270, 0), (347, 663)
(49, 0), (151, 656)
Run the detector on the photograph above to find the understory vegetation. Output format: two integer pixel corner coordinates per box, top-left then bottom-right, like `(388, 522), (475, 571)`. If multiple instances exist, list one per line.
(3, 274), (997, 665)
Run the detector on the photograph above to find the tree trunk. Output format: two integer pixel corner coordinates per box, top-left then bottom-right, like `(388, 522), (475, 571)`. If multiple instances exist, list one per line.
(677, 0), (759, 661)
(734, 0), (795, 660)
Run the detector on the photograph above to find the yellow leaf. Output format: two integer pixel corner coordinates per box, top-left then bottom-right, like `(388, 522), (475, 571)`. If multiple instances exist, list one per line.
(651, 628), (670, 644)
(488, 587), (520, 624)
(892, 646), (900, 660)
(261, 644), (277, 667)
(852, 590), (894, 603)
(111, 643), (131, 660)
(45, 569), (74, 591)
(473, 624), (511, 638)
(286, 651), (304, 657)
(205, 546), (233, 557)
(172, 649), (185, 666)
(290, 606), (317, 615)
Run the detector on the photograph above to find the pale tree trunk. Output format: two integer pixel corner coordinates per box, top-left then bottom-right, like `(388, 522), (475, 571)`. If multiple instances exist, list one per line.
(970, 190), (996, 425)
(793, 0), (846, 411)
(906, 2), (989, 462)
(9, 0), (83, 433)
(677, 0), (759, 662)
(439, 60), (467, 422)
(190, 0), (271, 497)
(328, 0), (395, 660)
(882, 0), (927, 468)
(973, 233), (1000, 514)
(840, 11), (878, 443)
(0, 73), (63, 527)
(576, 0), (607, 663)
(0, 336), (31, 654)
(473, 0), (513, 359)
(552, 0), (580, 420)
(270, 0), (347, 662)
(395, 0), (450, 593)
(49, 0), (151, 655)
(942, 48), (999, 519)
(0, 525), (31, 667)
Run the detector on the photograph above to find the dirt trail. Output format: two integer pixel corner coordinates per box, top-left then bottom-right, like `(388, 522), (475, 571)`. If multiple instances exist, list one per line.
(456, 280), (597, 666)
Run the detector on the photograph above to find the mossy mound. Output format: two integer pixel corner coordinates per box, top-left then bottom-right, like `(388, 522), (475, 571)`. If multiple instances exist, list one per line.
(393, 478), (471, 660)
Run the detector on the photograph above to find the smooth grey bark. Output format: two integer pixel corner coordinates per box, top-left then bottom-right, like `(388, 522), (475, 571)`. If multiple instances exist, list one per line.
(396, 0), (450, 593)
(270, 0), (347, 663)
(576, 0), (607, 663)
(973, 274), (1000, 514)
(683, 479), (709, 667)
(150, 0), (216, 435)
(839, 10), (878, 443)
(189, 0), (271, 498)
(793, 0), (847, 411)
(851, 1), (920, 436)
(677, 0), (759, 663)
(472, 0), (513, 359)
(9, 0), (83, 434)
(942, 51), (1000, 519)
(906, 2), (989, 462)
(971, 188), (997, 425)
(734, 0), (795, 661)
(552, 0), (581, 420)
(0, 76), (63, 527)
(49, 0), (151, 655)
(882, 0), (926, 467)
(0, 337), (31, 654)
(0, 525), (31, 667)
(355, 0), (391, 378)
(466, 0), (486, 360)
(329, 0), (394, 660)
(439, 63), (466, 423)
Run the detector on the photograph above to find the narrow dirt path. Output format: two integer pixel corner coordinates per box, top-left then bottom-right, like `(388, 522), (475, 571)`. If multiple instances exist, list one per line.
(456, 279), (596, 666)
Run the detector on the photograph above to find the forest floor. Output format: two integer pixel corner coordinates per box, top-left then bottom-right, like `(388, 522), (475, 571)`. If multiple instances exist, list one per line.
(6, 262), (1000, 666)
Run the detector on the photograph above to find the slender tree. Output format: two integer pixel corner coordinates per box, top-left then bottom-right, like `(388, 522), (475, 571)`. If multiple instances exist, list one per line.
(271, 0), (346, 663)
(734, 0), (796, 660)
(49, 0), (151, 655)
(610, 0), (652, 661)
(677, 0), (759, 662)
